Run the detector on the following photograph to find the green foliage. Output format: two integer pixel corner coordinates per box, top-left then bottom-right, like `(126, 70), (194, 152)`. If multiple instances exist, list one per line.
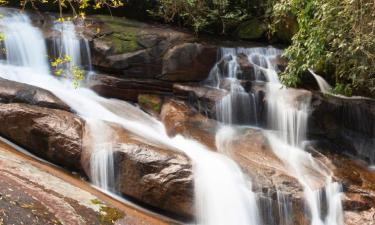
(51, 54), (85, 88)
(151, 0), (255, 34)
(274, 0), (375, 97)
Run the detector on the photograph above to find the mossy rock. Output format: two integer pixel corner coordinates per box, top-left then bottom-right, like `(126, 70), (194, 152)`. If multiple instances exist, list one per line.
(236, 19), (266, 40)
(94, 15), (145, 54)
(138, 94), (163, 115)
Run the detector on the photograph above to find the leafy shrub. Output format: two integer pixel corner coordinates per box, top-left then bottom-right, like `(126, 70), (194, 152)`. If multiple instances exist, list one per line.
(274, 0), (375, 97)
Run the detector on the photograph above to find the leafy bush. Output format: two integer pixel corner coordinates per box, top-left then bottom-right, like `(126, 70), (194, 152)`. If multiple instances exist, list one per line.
(151, 0), (274, 34)
(274, 0), (375, 97)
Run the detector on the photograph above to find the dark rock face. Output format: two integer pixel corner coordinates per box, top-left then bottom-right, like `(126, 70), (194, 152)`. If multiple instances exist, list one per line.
(88, 74), (173, 102)
(0, 77), (70, 111)
(85, 16), (197, 80)
(309, 93), (375, 163)
(0, 103), (83, 170)
(158, 43), (218, 82)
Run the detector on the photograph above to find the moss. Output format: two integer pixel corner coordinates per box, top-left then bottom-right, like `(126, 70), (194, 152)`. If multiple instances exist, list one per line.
(236, 19), (266, 40)
(107, 31), (140, 54)
(99, 206), (125, 225)
(90, 199), (125, 225)
(95, 15), (143, 54)
(90, 199), (102, 205)
(138, 94), (162, 114)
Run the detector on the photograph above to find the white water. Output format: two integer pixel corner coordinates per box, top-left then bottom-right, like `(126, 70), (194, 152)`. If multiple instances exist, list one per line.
(308, 69), (332, 93)
(208, 48), (258, 125)
(52, 20), (92, 71)
(0, 10), (260, 225)
(264, 61), (344, 224)
(210, 46), (344, 225)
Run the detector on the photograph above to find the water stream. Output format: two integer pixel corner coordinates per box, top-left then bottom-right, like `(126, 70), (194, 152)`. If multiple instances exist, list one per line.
(209, 46), (344, 225)
(0, 10), (260, 225)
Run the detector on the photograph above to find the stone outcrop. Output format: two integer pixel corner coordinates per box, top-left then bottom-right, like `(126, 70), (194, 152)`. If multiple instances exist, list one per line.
(0, 77), (70, 111)
(309, 92), (375, 163)
(0, 103), (84, 170)
(158, 43), (217, 82)
(88, 74), (173, 102)
(81, 123), (194, 219)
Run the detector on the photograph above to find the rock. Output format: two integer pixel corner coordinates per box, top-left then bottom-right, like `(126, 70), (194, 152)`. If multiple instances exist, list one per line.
(236, 19), (267, 41)
(87, 15), (194, 79)
(82, 122), (194, 219)
(0, 103), (83, 170)
(159, 99), (311, 224)
(158, 43), (218, 82)
(0, 77), (70, 111)
(173, 84), (227, 117)
(138, 94), (163, 115)
(309, 92), (375, 163)
(160, 99), (219, 150)
(88, 74), (173, 102)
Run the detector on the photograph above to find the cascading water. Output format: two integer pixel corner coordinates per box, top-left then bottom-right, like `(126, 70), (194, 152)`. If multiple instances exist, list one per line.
(208, 48), (258, 125)
(308, 69), (332, 93)
(0, 10), (261, 225)
(209, 46), (344, 225)
(0, 10), (49, 74)
(52, 20), (92, 71)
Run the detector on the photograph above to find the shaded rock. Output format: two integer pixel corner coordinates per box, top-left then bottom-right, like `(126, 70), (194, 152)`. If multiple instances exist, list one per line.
(86, 15), (194, 79)
(309, 92), (375, 163)
(158, 43), (218, 82)
(0, 103), (83, 170)
(0, 77), (70, 111)
(236, 19), (267, 41)
(88, 74), (173, 102)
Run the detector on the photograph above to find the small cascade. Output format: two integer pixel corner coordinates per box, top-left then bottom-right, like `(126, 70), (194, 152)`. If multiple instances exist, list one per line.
(0, 10), (50, 74)
(52, 20), (92, 71)
(210, 46), (344, 225)
(308, 69), (332, 93)
(86, 119), (116, 192)
(0, 10), (261, 225)
(207, 48), (259, 125)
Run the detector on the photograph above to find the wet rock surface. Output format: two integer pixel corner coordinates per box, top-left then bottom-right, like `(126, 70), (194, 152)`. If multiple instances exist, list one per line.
(0, 141), (171, 225)
(0, 77), (70, 111)
(82, 122), (194, 220)
(88, 74), (173, 102)
(0, 103), (83, 170)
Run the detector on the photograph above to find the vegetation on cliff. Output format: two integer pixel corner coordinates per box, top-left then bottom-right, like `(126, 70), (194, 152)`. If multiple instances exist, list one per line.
(273, 0), (375, 97)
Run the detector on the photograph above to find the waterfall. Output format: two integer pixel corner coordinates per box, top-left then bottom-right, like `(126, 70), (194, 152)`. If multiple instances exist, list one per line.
(308, 69), (332, 93)
(0, 10), (260, 225)
(52, 20), (92, 71)
(209, 46), (344, 225)
(0, 10), (49, 74)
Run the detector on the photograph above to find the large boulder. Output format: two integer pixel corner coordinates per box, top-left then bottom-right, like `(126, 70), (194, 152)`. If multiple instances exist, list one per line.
(82, 123), (194, 219)
(0, 103), (84, 170)
(157, 43), (218, 82)
(85, 15), (194, 79)
(0, 77), (70, 111)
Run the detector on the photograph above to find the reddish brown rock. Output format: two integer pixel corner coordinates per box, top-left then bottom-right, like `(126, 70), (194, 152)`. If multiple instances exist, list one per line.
(0, 103), (83, 170)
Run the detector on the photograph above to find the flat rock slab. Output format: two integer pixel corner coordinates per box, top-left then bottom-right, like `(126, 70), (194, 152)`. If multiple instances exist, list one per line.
(0, 140), (175, 225)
